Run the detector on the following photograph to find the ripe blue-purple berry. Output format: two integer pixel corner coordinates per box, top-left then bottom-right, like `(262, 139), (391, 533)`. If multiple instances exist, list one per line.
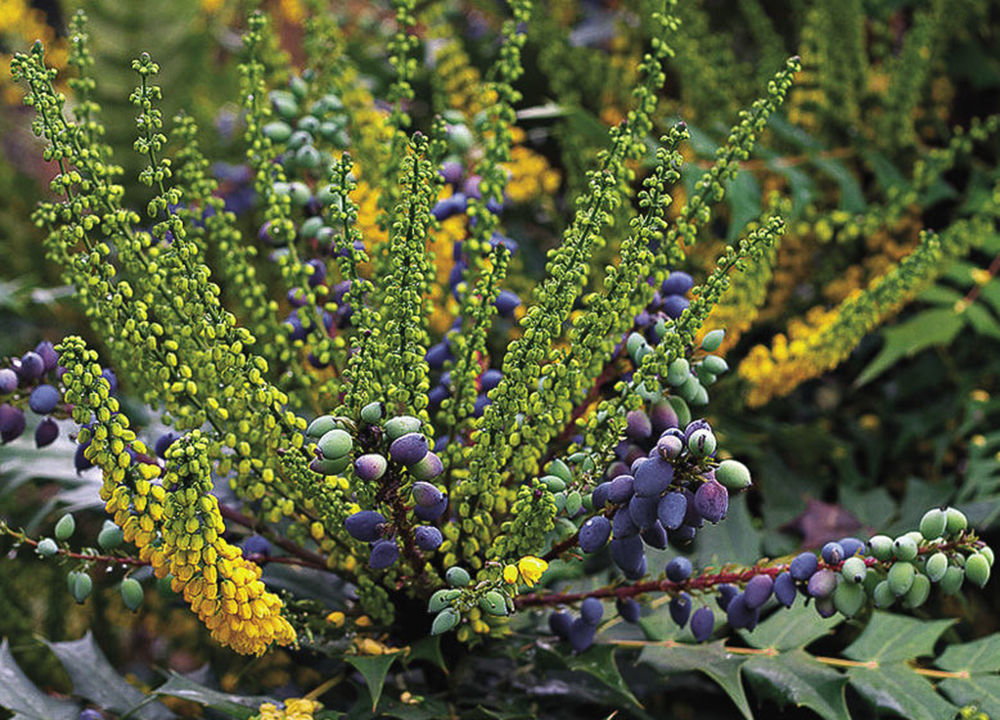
(0, 404), (26, 443)
(743, 574), (773, 609)
(807, 569), (837, 599)
(34, 342), (58, 371)
(18, 352), (44, 380)
(35, 417), (59, 448)
(549, 611), (573, 639)
(579, 516), (612, 553)
(354, 453), (387, 482)
(495, 290), (521, 317)
(414, 495), (448, 521)
(640, 522), (668, 549)
(691, 606), (714, 642)
(628, 494), (659, 530)
(716, 583), (738, 611)
(242, 535), (272, 556)
(580, 597), (603, 625)
(568, 618), (596, 653)
(693, 481), (728, 523)
(591, 482), (611, 509)
(789, 552), (819, 581)
(0, 369), (17, 394)
(661, 271), (694, 296)
(657, 492), (687, 530)
(369, 540), (400, 569)
(669, 592), (692, 627)
(345, 511), (386, 542)
(613, 507), (639, 538)
(726, 594), (759, 630)
(390, 432), (428, 466)
(617, 597), (641, 623)
(610, 535), (644, 576)
(774, 571), (796, 607)
(633, 456), (673, 497)
(607, 475), (634, 504)
(625, 410), (652, 441)
(415, 525), (443, 551)
(154, 431), (179, 458)
(838, 537), (865, 558)
(666, 556), (693, 583)
(821, 541), (844, 565)
(412, 481), (444, 507)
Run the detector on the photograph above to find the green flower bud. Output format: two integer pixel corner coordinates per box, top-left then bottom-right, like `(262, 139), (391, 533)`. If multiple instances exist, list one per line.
(446, 566), (471, 587)
(887, 561), (915, 596)
(715, 460), (752, 490)
(833, 580), (865, 617)
(966, 553), (991, 588)
(892, 536), (918, 562)
(701, 329), (725, 352)
(925, 552), (949, 582)
(919, 508), (947, 540)
(37, 538), (58, 557)
(55, 514), (75, 541)
(121, 577), (143, 611)
(431, 607), (461, 635)
(902, 573), (931, 608)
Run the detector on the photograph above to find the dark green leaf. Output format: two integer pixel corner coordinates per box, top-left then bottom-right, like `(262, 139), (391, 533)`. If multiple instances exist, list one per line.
(843, 613), (955, 663)
(345, 652), (403, 711)
(725, 171), (762, 242)
(854, 308), (965, 387)
(744, 650), (850, 720)
(404, 636), (448, 674)
(0, 639), (78, 720)
(638, 641), (751, 719)
(848, 664), (956, 720)
(154, 673), (274, 719)
(45, 633), (173, 720)
(936, 633), (1000, 673)
(693, 494), (761, 567)
(940, 676), (1000, 717)
(741, 597), (844, 651)
(565, 644), (640, 708)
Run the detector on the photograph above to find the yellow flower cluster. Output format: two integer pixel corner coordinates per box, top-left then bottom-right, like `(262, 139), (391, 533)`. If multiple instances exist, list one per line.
(430, 32), (485, 121)
(255, 698), (321, 720)
(502, 556), (549, 587)
(0, 0), (66, 105)
(503, 129), (561, 205)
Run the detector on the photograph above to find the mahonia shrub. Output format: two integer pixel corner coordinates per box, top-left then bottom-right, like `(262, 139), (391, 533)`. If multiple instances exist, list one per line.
(0, 1), (998, 718)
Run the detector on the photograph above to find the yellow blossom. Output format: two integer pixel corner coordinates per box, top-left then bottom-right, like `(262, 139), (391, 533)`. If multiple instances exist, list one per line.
(517, 556), (548, 586)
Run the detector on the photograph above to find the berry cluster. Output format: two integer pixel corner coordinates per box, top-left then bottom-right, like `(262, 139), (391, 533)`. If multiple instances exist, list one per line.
(0, 341), (79, 447)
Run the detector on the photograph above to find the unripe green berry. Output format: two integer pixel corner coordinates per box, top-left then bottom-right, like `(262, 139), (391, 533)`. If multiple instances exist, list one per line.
(668, 397), (691, 427)
(360, 402), (384, 425)
(868, 535), (893, 561)
(966, 553), (991, 588)
(385, 415), (421, 440)
(873, 580), (895, 608)
(541, 475), (566, 492)
(446, 566), (471, 587)
(262, 121), (292, 142)
(981, 546), (994, 567)
(945, 507), (968, 536)
(70, 572), (92, 603)
(701, 329), (725, 352)
(715, 460), (752, 490)
(841, 556), (867, 584)
(37, 538), (58, 557)
(121, 577), (143, 611)
(54, 514), (75, 540)
(666, 358), (689, 386)
(919, 508), (947, 540)
(98, 524), (123, 550)
(547, 459), (572, 484)
(925, 552), (949, 582)
(431, 607), (460, 635)
(479, 590), (508, 616)
(318, 429), (352, 459)
(892, 536), (918, 562)
(887, 562), (916, 596)
(700, 355), (728, 375)
(902, 573), (931, 608)
(306, 415), (338, 439)
(565, 491), (582, 516)
(940, 566), (965, 595)
(428, 588), (461, 613)
(833, 580), (865, 617)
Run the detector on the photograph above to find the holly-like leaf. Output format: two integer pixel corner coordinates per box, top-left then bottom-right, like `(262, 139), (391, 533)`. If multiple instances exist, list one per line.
(843, 613), (955, 663)
(939, 676), (1000, 717)
(154, 673), (275, 719)
(0, 639), (78, 720)
(693, 494), (761, 567)
(638, 641), (752, 719)
(404, 636), (448, 674)
(44, 632), (174, 720)
(741, 597), (844, 651)
(848, 664), (957, 720)
(565, 644), (641, 708)
(936, 633), (1000, 673)
(855, 308), (965, 388)
(345, 652), (404, 711)
(725, 171), (762, 242)
(744, 650), (850, 720)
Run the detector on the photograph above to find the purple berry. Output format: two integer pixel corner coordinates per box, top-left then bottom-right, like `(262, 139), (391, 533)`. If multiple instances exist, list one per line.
(389, 433), (429, 466)
(34, 342), (58, 371)
(18, 352), (44, 380)
(662, 295), (690, 319)
(625, 410), (652, 441)
(28, 385), (60, 415)
(568, 618), (596, 653)
(655, 434), (684, 459)
(74, 441), (94, 472)
(610, 535), (644, 576)
(744, 575), (774, 609)
(345, 511), (386, 542)
(426, 342), (452, 368)
(415, 525), (443, 551)
(807, 569), (837, 599)
(579, 516), (612, 553)
(431, 193), (467, 221)
(480, 369), (502, 391)
(669, 524), (697, 547)
(726, 594), (759, 630)
(440, 161), (463, 185)
(495, 290), (521, 317)
(463, 175), (482, 199)
(628, 494), (659, 530)
(661, 272), (694, 296)
(649, 402), (679, 433)
(617, 597), (641, 623)
(815, 596), (837, 618)
(838, 537), (865, 558)
(354, 453), (388, 482)
(154, 431), (179, 458)
(670, 592), (692, 627)
(101, 368), (118, 394)
(633, 456), (673, 497)
(580, 597), (603, 625)
(0, 404), (26, 443)
(35, 417), (59, 448)
(790, 552), (819, 581)
(369, 539), (400, 569)
(549, 611), (573, 639)
(691, 607), (714, 642)
(414, 494), (448, 521)
(0, 368), (18, 394)
(682, 488), (704, 528)
(412, 481), (444, 507)
(306, 258), (326, 287)
(242, 535), (271, 556)
(607, 475), (635, 504)
(716, 583), (739, 611)
(774, 571), (796, 607)
(666, 556), (693, 582)
(591, 482), (612, 509)
(640, 521), (668, 549)
(657, 492), (687, 530)
(694, 481), (729, 523)
(821, 541), (844, 565)
(613, 506), (639, 538)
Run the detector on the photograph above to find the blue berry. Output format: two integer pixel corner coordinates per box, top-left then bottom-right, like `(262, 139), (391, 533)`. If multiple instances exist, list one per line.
(35, 417), (59, 448)
(549, 611), (573, 639)
(414, 495), (448, 521)
(610, 535), (644, 576)
(716, 583), (739, 611)
(242, 535), (271, 556)
(661, 272), (694, 296)
(655, 434), (684, 459)
(579, 516), (612, 553)
(821, 541), (845, 565)
(0, 404), (26, 443)
(580, 597), (603, 625)
(789, 552), (819, 581)
(668, 524), (697, 547)
(774, 571), (796, 607)
(0, 368), (17, 394)
(412, 481), (444, 507)
(657, 492), (687, 530)
(628, 494), (659, 530)
(415, 525), (443, 551)
(34, 341), (58, 371)
(662, 295), (690, 319)
(607, 475), (635, 504)
(345, 511), (386, 542)
(426, 342), (452, 368)
(633, 456), (673, 497)
(838, 537), (865, 558)
(354, 453), (387, 482)
(591, 482), (612, 509)
(640, 522), (668, 549)
(389, 432), (428, 466)
(693, 481), (728, 523)
(613, 507), (639, 538)
(726, 594), (759, 630)
(369, 540), (400, 569)
(18, 352), (44, 380)
(743, 575), (773, 609)
(625, 410), (652, 441)
(74, 441), (94, 472)
(691, 606), (714, 642)
(495, 290), (521, 317)
(617, 597), (641, 623)
(666, 556), (693, 582)
(154, 431), (179, 458)
(807, 569), (837, 599)
(669, 592), (692, 627)
(568, 618), (596, 653)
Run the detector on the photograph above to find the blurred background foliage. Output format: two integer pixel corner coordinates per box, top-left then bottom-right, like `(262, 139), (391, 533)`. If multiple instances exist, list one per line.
(2, 0), (1000, 716)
